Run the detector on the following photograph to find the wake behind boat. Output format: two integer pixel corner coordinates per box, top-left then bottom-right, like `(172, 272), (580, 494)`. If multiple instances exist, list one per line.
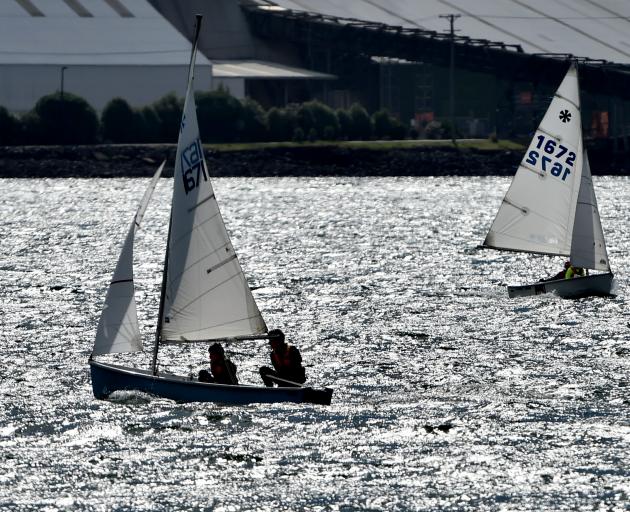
(88, 15), (332, 406)
(481, 62), (615, 299)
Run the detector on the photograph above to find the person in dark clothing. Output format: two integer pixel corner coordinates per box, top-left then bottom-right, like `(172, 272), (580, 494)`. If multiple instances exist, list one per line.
(259, 329), (306, 387)
(198, 343), (238, 385)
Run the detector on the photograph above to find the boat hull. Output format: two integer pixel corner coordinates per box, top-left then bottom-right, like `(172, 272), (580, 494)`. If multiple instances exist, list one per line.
(89, 361), (332, 405)
(507, 272), (615, 299)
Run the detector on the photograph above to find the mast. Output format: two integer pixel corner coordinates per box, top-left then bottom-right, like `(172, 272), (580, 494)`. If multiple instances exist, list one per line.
(151, 15), (203, 374)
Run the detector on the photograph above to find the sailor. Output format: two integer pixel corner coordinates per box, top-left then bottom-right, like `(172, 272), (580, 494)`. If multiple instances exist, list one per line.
(198, 343), (238, 385)
(565, 263), (585, 279)
(259, 329), (306, 387)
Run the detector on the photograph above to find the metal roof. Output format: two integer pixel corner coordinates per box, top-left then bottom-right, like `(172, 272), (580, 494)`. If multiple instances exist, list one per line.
(0, 0), (211, 66)
(212, 60), (335, 79)
(264, 0), (630, 64)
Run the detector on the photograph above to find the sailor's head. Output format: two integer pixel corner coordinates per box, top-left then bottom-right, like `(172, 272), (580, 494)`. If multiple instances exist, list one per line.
(564, 261), (571, 269)
(268, 329), (285, 348)
(208, 343), (225, 359)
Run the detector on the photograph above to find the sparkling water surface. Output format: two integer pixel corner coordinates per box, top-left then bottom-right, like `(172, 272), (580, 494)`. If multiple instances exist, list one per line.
(0, 176), (629, 511)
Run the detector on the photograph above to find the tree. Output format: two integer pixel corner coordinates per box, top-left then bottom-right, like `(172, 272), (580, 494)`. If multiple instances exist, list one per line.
(196, 88), (244, 143)
(267, 107), (297, 142)
(0, 107), (20, 145)
(29, 92), (99, 144)
(101, 98), (136, 143)
(152, 93), (183, 142)
(348, 103), (372, 140)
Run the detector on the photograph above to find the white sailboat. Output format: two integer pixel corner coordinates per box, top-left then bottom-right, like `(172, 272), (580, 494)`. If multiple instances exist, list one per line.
(89, 15), (332, 405)
(482, 63), (615, 299)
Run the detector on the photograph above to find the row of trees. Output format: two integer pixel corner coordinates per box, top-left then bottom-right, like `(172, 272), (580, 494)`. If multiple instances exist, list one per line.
(0, 89), (410, 145)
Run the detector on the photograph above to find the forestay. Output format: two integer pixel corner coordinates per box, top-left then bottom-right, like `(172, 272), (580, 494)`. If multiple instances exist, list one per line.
(483, 64), (583, 256)
(93, 162), (165, 356)
(570, 151), (610, 271)
(160, 35), (267, 342)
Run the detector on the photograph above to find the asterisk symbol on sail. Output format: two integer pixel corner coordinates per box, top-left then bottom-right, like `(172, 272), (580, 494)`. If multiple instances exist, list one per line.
(559, 109), (571, 123)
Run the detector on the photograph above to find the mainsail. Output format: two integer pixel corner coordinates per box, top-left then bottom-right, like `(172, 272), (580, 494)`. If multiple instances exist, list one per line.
(160, 23), (267, 342)
(570, 151), (610, 271)
(483, 64), (583, 256)
(93, 162), (165, 355)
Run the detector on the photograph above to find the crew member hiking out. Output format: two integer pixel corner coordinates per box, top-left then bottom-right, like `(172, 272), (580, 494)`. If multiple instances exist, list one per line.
(198, 343), (238, 385)
(259, 329), (306, 387)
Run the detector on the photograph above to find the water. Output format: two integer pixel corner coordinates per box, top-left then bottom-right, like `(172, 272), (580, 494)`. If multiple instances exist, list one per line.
(1, 176), (629, 511)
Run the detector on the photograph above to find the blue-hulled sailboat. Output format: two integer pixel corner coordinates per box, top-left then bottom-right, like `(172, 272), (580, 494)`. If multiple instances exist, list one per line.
(89, 15), (332, 406)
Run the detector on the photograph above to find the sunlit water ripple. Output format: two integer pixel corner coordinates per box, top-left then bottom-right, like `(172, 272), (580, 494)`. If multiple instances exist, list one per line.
(0, 176), (629, 511)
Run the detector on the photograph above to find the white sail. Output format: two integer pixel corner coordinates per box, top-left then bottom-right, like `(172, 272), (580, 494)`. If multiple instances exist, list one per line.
(160, 34), (267, 342)
(93, 162), (165, 355)
(570, 151), (610, 271)
(483, 64), (583, 256)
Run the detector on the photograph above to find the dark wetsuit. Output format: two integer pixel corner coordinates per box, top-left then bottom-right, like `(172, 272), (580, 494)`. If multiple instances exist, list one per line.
(259, 344), (306, 387)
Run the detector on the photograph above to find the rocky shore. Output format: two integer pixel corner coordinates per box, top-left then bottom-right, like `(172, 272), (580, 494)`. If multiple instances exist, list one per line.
(1, 143), (628, 178)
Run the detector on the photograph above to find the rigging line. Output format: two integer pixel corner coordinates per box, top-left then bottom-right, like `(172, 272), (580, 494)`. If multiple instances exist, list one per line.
(187, 192), (215, 213)
(170, 209), (222, 247)
(110, 278), (133, 285)
(537, 126), (564, 143)
(166, 270), (246, 316)
(164, 313), (266, 342)
(166, 243), (233, 285)
(436, 0), (550, 52)
(206, 254), (238, 274)
(509, 0), (630, 59)
(554, 93), (580, 112)
(518, 162), (545, 178)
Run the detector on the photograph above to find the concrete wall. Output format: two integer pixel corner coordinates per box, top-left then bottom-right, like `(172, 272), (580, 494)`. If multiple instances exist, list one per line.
(0, 64), (213, 113)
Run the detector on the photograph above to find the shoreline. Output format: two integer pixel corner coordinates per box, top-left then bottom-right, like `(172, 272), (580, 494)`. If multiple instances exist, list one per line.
(1, 142), (628, 177)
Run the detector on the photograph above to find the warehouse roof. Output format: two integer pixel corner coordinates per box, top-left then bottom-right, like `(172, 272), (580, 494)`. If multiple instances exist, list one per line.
(0, 0), (211, 66)
(263, 0), (630, 64)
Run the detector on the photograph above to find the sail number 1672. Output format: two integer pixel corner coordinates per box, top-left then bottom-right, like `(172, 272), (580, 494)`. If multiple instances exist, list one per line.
(525, 135), (576, 181)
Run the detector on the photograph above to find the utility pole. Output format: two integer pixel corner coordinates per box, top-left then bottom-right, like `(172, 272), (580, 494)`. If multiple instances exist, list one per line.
(439, 14), (460, 145)
(60, 66), (68, 100)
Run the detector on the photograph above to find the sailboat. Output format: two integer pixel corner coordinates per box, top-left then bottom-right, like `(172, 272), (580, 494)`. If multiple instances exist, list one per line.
(482, 62), (615, 299)
(89, 15), (332, 405)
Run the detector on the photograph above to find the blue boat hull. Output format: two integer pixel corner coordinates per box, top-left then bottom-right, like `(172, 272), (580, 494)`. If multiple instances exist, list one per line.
(89, 361), (332, 405)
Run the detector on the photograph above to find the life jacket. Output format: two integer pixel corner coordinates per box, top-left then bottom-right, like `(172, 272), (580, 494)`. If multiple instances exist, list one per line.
(565, 266), (576, 279)
(271, 344), (305, 382)
(210, 358), (238, 385)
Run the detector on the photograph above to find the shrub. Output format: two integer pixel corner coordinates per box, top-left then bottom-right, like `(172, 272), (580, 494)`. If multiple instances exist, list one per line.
(136, 106), (161, 143)
(240, 98), (267, 142)
(267, 107), (297, 142)
(297, 101), (339, 140)
(29, 92), (99, 144)
(425, 120), (445, 140)
(336, 109), (352, 140)
(0, 107), (21, 145)
(101, 98), (137, 143)
(373, 109), (407, 140)
(152, 93), (183, 142)
(196, 88), (244, 143)
(348, 103), (372, 140)
(292, 127), (305, 142)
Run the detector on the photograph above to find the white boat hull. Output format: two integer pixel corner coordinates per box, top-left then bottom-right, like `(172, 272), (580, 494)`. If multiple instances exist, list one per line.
(507, 272), (615, 299)
(89, 361), (332, 405)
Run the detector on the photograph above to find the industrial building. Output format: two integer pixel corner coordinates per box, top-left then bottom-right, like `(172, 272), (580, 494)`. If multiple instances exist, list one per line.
(2, 0), (630, 142)
(0, 0), (214, 113)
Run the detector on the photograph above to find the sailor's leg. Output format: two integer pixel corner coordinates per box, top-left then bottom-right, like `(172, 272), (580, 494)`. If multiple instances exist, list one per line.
(259, 366), (277, 387)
